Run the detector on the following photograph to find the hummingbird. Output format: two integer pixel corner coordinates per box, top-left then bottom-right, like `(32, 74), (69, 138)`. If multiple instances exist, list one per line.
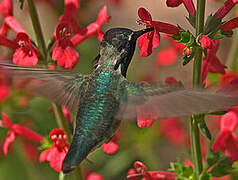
(1, 27), (238, 174)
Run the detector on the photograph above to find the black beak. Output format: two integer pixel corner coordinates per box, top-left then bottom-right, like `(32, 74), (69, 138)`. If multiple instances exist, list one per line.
(133, 27), (154, 39)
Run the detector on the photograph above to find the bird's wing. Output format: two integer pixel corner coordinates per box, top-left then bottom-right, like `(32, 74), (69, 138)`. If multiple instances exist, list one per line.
(117, 81), (238, 120)
(0, 63), (88, 110)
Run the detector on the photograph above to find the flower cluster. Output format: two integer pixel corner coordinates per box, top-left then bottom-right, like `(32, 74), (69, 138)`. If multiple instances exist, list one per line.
(0, 113), (43, 155)
(40, 128), (69, 172)
(0, 0), (110, 69)
(127, 161), (176, 180)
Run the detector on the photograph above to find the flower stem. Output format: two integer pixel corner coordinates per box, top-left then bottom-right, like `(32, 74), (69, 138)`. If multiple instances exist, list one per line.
(26, 0), (47, 62)
(229, 34), (238, 71)
(190, 0), (206, 178)
(52, 103), (71, 139)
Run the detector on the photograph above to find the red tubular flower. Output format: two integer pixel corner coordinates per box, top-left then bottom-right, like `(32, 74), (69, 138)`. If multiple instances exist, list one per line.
(102, 134), (119, 154)
(159, 117), (186, 146)
(127, 161), (176, 180)
(137, 8), (180, 57)
(220, 17), (238, 33)
(0, 113), (43, 155)
(52, 23), (79, 69)
(165, 76), (178, 85)
(63, 0), (79, 18)
(0, 0), (12, 17)
(201, 40), (226, 83)
(71, 6), (110, 46)
(0, 16), (40, 66)
(0, 74), (10, 103)
(4, 16), (26, 33)
(166, 0), (195, 15)
(0, 0), (12, 36)
(220, 72), (238, 87)
(156, 36), (185, 66)
(213, 111), (238, 162)
(215, 0), (238, 19)
(199, 35), (212, 49)
(13, 33), (40, 66)
(58, 0), (81, 34)
(40, 128), (69, 172)
(87, 173), (104, 180)
(156, 48), (177, 66)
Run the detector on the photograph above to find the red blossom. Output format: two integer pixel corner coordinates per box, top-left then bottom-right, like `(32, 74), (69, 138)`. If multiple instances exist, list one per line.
(215, 0), (238, 19)
(156, 48), (177, 66)
(0, 16), (40, 66)
(220, 17), (238, 33)
(13, 33), (40, 66)
(0, 0), (12, 17)
(136, 104), (156, 128)
(220, 72), (238, 87)
(102, 134), (119, 155)
(137, 8), (180, 57)
(0, 0), (12, 36)
(0, 74), (10, 103)
(156, 36), (186, 66)
(201, 40), (226, 83)
(52, 23), (79, 69)
(166, 0), (195, 15)
(166, 0), (183, 7)
(165, 76), (178, 85)
(62, 106), (71, 122)
(4, 16), (26, 33)
(22, 140), (39, 162)
(40, 128), (69, 172)
(127, 161), (176, 180)
(58, 0), (81, 34)
(199, 35), (212, 49)
(0, 113), (43, 155)
(87, 173), (104, 180)
(71, 6), (110, 46)
(213, 111), (238, 162)
(159, 117), (186, 146)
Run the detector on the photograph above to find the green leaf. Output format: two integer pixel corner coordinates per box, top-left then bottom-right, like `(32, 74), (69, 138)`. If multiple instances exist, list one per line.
(210, 158), (233, 177)
(18, 0), (25, 9)
(182, 53), (194, 66)
(199, 119), (212, 140)
(200, 171), (212, 180)
(208, 111), (227, 116)
(169, 159), (195, 179)
(204, 148), (221, 170)
(182, 47), (195, 66)
(204, 14), (222, 35)
(186, 11), (196, 28)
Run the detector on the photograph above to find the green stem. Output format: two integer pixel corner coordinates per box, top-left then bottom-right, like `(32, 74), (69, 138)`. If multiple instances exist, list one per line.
(229, 32), (238, 71)
(26, 0), (47, 62)
(190, 0), (206, 178)
(52, 103), (71, 139)
(26, 0), (84, 179)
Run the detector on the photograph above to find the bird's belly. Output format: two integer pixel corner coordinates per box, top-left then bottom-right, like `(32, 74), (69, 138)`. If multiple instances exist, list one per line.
(62, 91), (120, 173)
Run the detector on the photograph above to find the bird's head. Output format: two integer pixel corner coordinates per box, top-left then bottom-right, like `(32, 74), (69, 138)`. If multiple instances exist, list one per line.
(95, 27), (154, 77)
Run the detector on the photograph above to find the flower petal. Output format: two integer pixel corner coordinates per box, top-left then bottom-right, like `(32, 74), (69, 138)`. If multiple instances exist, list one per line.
(87, 173), (104, 180)
(156, 48), (177, 66)
(102, 141), (119, 154)
(1, 112), (13, 128)
(3, 130), (15, 155)
(138, 8), (152, 23)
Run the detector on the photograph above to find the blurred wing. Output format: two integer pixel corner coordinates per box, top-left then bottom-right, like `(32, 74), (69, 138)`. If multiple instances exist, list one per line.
(0, 63), (88, 110)
(117, 81), (238, 120)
